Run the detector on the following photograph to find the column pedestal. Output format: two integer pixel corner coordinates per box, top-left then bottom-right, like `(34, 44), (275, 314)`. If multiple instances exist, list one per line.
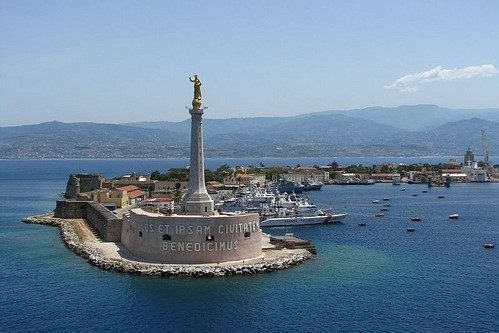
(182, 107), (214, 215)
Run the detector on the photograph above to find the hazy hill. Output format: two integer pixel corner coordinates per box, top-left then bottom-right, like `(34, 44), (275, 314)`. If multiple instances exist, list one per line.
(124, 117), (289, 141)
(306, 104), (499, 131)
(1, 108), (498, 158)
(0, 121), (186, 158)
(422, 118), (499, 153)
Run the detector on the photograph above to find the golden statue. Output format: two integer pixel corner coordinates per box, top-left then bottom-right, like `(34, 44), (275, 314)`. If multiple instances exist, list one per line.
(189, 75), (202, 108)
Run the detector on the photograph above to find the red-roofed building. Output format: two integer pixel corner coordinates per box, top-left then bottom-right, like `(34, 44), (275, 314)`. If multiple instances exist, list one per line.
(118, 185), (146, 205)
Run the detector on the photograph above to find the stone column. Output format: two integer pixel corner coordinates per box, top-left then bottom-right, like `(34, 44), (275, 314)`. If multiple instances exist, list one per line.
(182, 107), (214, 215)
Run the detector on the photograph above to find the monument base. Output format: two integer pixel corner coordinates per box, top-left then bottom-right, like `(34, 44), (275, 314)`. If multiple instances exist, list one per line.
(121, 208), (263, 264)
(182, 197), (215, 215)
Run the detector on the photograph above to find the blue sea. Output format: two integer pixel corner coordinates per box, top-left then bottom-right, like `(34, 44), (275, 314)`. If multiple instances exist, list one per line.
(1, 158), (498, 332)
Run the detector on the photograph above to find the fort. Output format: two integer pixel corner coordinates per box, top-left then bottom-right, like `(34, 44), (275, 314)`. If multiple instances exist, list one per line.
(24, 76), (314, 276)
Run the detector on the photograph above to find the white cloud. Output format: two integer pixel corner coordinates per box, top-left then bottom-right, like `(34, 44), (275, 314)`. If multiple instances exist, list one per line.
(385, 64), (497, 92)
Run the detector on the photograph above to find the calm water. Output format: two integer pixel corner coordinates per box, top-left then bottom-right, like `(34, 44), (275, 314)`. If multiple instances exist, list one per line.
(0, 159), (498, 332)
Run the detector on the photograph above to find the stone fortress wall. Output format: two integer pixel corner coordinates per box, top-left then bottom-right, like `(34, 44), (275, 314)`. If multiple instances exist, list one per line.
(121, 209), (262, 264)
(54, 200), (122, 242)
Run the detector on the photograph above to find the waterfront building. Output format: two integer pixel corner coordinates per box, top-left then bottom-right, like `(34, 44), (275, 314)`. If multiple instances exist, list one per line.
(464, 147), (474, 167)
(223, 173), (266, 186)
(120, 76), (263, 264)
(370, 173), (401, 182)
(282, 168), (330, 183)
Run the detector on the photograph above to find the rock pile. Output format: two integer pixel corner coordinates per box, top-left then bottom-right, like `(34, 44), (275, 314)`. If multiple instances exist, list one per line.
(22, 215), (313, 278)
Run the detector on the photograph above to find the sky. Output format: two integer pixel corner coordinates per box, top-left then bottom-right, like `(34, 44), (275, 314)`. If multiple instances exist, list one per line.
(1, 0), (499, 126)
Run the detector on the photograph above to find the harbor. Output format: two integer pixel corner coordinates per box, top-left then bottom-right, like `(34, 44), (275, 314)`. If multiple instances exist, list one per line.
(2, 158), (498, 332)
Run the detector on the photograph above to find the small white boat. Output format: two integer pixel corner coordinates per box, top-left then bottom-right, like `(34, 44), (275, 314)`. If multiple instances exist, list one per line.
(411, 217), (421, 222)
(372, 200), (380, 204)
(449, 213), (459, 219)
(375, 212), (384, 217)
(483, 243), (495, 249)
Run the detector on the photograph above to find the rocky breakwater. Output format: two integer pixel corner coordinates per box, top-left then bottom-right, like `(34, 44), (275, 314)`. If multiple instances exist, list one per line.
(22, 215), (314, 277)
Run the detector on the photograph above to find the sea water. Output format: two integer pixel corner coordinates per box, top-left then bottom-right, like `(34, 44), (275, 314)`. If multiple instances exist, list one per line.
(0, 159), (497, 332)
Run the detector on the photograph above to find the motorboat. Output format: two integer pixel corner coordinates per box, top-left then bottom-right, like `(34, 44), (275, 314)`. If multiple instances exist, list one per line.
(411, 217), (421, 222)
(375, 212), (384, 217)
(372, 200), (380, 204)
(449, 213), (459, 219)
(483, 243), (495, 249)
(406, 228), (416, 232)
(302, 179), (324, 191)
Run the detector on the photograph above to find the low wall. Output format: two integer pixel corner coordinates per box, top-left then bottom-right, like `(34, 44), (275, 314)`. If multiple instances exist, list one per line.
(54, 200), (122, 242)
(86, 202), (122, 242)
(55, 200), (87, 218)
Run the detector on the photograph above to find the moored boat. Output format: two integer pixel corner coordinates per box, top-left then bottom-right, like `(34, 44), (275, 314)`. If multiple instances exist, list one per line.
(260, 212), (347, 227)
(302, 179), (324, 191)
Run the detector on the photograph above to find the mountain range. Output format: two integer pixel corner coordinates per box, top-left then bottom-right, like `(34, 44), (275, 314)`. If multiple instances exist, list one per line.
(1, 105), (498, 159)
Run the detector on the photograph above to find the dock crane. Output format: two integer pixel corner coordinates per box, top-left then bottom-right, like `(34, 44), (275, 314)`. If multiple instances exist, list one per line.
(481, 129), (490, 167)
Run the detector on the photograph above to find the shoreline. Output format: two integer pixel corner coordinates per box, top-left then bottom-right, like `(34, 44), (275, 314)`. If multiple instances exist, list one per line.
(22, 214), (313, 278)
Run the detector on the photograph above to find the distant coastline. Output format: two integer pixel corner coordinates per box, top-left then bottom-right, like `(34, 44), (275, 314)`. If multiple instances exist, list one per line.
(1, 105), (497, 159)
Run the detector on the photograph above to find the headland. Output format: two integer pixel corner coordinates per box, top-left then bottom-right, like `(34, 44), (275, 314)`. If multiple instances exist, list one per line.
(22, 214), (313, 277)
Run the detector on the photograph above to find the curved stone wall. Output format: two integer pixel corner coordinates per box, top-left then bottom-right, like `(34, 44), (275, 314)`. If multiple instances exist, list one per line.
(121, 209), (262, 264)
